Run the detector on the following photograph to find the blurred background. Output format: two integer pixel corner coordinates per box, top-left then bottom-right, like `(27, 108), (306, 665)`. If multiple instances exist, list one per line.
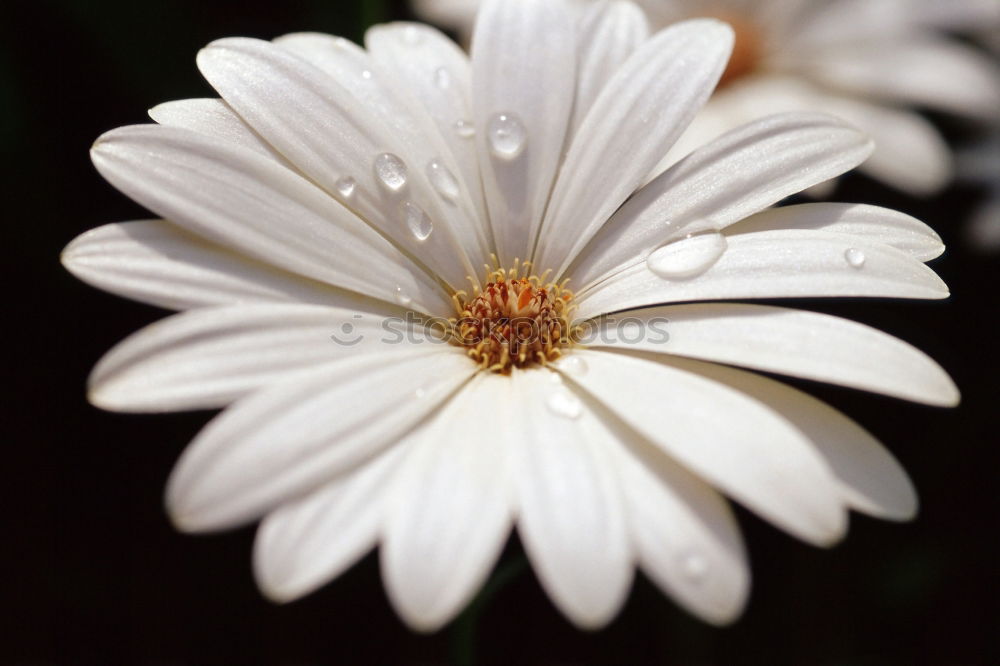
(3, 0), (998, 663)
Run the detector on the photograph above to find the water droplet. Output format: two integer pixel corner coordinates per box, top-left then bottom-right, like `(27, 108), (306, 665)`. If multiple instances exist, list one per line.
(374, 153), (408, 191)
(844, 247), (866, 269)
(548, 371), (563, 385)
(646, 232), (728, 280)
(395, 286), (412, 307)
(559, 356), (588, 377)
(426, 159), (460, 201)
(453, 120), (475, 139)
(547, 389), (583, 419)
(361, 69), (373, 80)
(401, 201), (433, 241)
(487, 113), (527, 159)
(414, 387), (427, 398)
(434, 67), (451, 90)
(679, 551), (708, 583)
(335, 176), (356, 198)
(403, 25), (422, 45)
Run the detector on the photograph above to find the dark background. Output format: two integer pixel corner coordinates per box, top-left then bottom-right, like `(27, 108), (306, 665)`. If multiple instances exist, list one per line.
(3, 1), (998, 663)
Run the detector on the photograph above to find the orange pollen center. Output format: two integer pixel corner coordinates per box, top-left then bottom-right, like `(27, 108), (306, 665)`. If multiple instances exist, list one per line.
(713, 13), (764, 88)
(451, 263), (575, 374)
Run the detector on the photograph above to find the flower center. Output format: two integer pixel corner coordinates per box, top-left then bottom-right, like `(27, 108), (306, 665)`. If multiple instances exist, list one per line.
(713, 12), (764, 88)
(451, 261), (575, 374)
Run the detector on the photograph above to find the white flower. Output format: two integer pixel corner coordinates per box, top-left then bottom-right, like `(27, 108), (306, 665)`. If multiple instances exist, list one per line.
(415, 0), (1000, 195)
(63, 0), (958, 632)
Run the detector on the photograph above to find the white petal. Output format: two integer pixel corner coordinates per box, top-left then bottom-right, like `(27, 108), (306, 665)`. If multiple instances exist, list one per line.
(149, 98), (290, 164)
(660, 358), (919, 521)
(165, 349), (476, 532)
(559, 350), (847, 546)
(575, 230), (949, 321)
(253, 444), (406, 602)
(571, 1), (650, 132)
(199, 37), (487, 287)
(584, 303), (958, 406)
(88, 303), (420, 412)
(471, 0), (577, 265)
(365, 23), (489, 232)
(538, 19), (733, 277)
(91, 124), (451, 316)
(509, 369), (632, 629)
(60, 220), (367, 310)
(805, 37), (1000, 119)
(381, 373), (513, 631)
(570, 113), (873, 288)
(608, 430), (749, 625)
(728, 203), (944, 261)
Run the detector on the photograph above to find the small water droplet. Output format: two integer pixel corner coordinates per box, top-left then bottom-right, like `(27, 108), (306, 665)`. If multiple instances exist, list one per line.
(401, 201), (433, 241)
(548, 371), (563, 385)
(434, 67), (451, 90)
(361, 69), (373, 80)
(335, 176), (356, 198)
(426, 159), (460, 201)
(646, 232), (728, 280)
(559, 356), (589, 377)
(403, 25), (422, 45)
(374, 153), (408, 191)
(547, 389), (583, 419)
(395, 286), (412, 307)
(487, 113), (527, 159)
(453, 120), (475, 139)
(844, 247), (866, 268)
(679, 551), (708, 582)
(414, 387), (427, 398)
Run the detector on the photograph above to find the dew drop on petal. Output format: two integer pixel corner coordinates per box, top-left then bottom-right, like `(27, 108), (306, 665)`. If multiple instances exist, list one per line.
(403, 25), (422, 45)
(426, 159), (460, 201)
(414, 387), (427, 398)
(487, 113), (527, 159)
(395, 286), (412, 307)
(547, 389), (583, 419)
(434, 67), (451, 90)
(646, 232), (728, 280)
(453, 120), (475, 139)
(559, 355), (588, 377)
(361, 69), (373, 80)
(679, 551), (709, 583)
(335, 176), (356, 198)
(401, 201), (433, 241)
(374, 153), (408, 191)
(844, 247), (866, 268)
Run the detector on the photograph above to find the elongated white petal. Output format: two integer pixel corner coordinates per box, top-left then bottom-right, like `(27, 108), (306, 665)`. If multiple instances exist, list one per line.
(254, 444), (406, 602)
(538, 19), (733, 277)
(472, 0), (576, 265)
(166, 349), (475, 532)
(510, 369), (632, 629)
(576, 230), (949, 320)
(728, 203), (944, 261)
(89, 304), (422, 412)
(91, 125), (451, 316)
(382, 374), (513, 631)
(607, 430), (749, 625)
(560, 350), (847, 546)
(199, 37), (486, 287)
(569, 113), (873, 287)
(661, 358), (919, 521)
(585, 303), (958, 406)
(365, 23), (489, 231)
(804, 37), (1000, 119)
(61, 220), (370, 311)
(149, 98), (291, 165)
(571, 1), (650, 132)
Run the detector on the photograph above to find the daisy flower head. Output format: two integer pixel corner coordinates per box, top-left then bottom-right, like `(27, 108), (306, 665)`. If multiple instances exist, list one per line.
(415, 0), (1000, 195)
(64, 0), (959, 631)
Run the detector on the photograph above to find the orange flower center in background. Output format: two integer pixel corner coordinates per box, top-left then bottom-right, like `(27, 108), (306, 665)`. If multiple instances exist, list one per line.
(713, 12), (765, 88)
(452, 263), (575, 373)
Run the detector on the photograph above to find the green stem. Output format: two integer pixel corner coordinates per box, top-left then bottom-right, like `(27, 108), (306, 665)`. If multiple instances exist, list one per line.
(449, 554), (529, 666)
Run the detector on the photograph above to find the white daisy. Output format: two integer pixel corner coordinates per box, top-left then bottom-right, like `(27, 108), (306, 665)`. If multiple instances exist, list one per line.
(63, 0), (958, 631)
(414, 0), (1000, 195)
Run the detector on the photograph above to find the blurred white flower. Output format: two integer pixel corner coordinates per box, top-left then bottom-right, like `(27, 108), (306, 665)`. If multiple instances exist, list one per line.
(64, 0), (958, 631)
(415, 0), (1000, 195)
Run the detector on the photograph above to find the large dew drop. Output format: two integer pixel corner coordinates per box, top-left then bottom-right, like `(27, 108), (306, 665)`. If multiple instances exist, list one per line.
(335, 176), (356, 198)
(395, 286), (412, 307)
(487, 113), (527, 159)
(374, 153), (408, 191)
(453, 120), (475, 139)
(647, 232), (728, 280)
(844, 247), (866, 269)
(402, 201), (433, 241)
(547, 389), (583, 419)
(426, 159), (460, 201)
